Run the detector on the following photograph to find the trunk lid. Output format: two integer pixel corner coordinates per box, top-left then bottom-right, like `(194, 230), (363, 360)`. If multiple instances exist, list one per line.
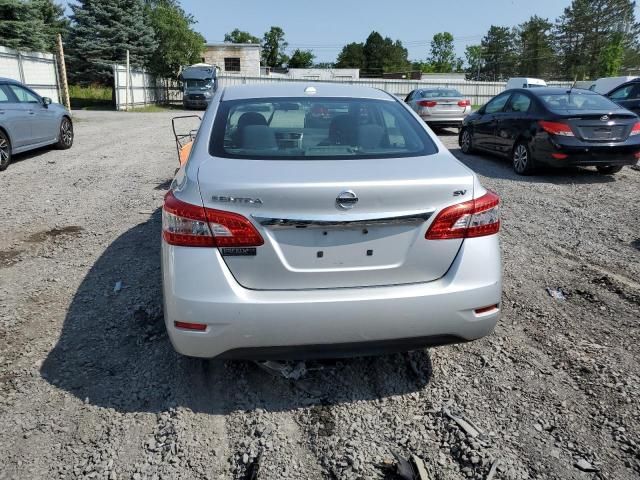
(560, 111), (637, 142)
(198, 155), (474, 290)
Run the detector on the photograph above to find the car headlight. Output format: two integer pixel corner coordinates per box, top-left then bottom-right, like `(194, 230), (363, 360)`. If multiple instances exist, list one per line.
(204, 91), (212, 97)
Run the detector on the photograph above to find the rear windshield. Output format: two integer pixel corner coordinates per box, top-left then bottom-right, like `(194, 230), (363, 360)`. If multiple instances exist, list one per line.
(420, 89), (462, 98)
(210, 97), (438, 160)
(185, 79), (211, 88)
(539, 92), (620, 112)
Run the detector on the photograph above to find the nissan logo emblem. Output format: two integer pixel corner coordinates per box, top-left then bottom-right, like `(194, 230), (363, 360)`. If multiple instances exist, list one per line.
(336, 190), (358, 210)
(600, 115), (610, 121)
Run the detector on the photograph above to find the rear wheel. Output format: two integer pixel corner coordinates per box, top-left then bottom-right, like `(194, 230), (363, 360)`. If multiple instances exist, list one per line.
(460, 128), (474, 154)
(56, 117), (73, 149)
(596, 165), (623, 175)
(0, 130), (11, 171)
(512, 142), (535, 175)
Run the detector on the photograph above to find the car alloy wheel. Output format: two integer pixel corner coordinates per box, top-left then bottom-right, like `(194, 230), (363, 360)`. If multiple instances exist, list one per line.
(0, 132), (10, 171)
(460, 129), (472, 153)
(513, 143), (530, 174)
(61, 118), (73, 148)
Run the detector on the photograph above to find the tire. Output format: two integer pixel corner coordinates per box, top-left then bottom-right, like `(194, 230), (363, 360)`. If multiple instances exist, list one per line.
(0, 130), (11, 171)
(56, 116), (73, 149)
(596, 165), (623, 175)
(512, 141), (535, 175)
(460, 128), (474, 154)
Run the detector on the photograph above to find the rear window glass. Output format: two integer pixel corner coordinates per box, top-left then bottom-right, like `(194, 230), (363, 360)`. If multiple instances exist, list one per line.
(420, 89), (462, 98)
(210, 97), (438, 160)
(539, 92), (620, 112)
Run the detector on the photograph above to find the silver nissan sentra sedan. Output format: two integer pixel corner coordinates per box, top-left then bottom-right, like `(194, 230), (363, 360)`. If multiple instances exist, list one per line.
(162, 83), (502, 360)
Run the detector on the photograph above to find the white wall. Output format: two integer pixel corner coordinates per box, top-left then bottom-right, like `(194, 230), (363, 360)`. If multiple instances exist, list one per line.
(0, 46), (60, 103)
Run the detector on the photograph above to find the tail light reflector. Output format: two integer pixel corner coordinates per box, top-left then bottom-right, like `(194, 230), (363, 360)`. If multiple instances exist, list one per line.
(634, 151), (640, 159)
(551, 153), (568, 159)
(474, 304), (499, 315)
(417, 100), (437, 107)
(174, 321), (207, 331)
(458, 100), (471, 107)
(630, 122), (640, 136)
(162, 191), (264, 247)
(539, 120), (574, 137)
(425, 191), (500, 240)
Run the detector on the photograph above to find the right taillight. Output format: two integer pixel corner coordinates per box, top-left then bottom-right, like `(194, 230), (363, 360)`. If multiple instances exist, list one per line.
(630, 122), (640, 136)
(539, 120), (575, 137)
(162, 191), (264, 247)
(425, 191), (501, 240)
(417, 100), (437, 107)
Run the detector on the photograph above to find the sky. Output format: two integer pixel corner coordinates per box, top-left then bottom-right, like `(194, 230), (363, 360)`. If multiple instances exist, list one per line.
(179, 0), (574, 62)
(61, 0), (579, 63)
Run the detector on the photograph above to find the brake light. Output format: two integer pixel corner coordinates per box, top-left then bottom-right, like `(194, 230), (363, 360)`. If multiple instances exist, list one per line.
(539, 120), (574, 137)
(458, 100), (471, 107)
(162, 191), (264, 247)
(425, 191), (500, 240)
(630, 122), (640, 136)
(417, 100), (437, 107)
(174, 321), (207, 331)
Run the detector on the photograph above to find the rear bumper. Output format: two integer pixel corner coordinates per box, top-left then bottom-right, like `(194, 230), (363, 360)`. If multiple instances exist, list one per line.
(420, 115), (466, 127)
(533, 136), (640, 167)
(162, 236), (502, 359)
(183, 99), (209, 109)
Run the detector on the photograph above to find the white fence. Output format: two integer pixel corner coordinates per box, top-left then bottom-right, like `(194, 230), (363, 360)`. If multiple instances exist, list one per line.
(0, 46), (61, 102)
(217, 75), (573, 105)
(113, 64), (181, 110)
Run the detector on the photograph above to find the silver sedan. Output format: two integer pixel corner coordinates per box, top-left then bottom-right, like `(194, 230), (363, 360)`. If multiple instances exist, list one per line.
(0, 77), (73, 171)
(405, 88), (472, 129)
(162, 83), (501, 360)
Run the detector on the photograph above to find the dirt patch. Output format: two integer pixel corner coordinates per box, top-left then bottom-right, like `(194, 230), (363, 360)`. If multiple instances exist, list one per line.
(26, 226), (84, 243)
(0, 249), (24, 268)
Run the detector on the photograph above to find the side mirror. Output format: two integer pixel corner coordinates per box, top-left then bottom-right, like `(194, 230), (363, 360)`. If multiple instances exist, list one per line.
(42, 97), (52, 106)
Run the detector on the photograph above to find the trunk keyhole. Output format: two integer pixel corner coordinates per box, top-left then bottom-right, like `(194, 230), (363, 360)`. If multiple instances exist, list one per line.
(317, 251), (324, 258)
(367, 250), (373, 256)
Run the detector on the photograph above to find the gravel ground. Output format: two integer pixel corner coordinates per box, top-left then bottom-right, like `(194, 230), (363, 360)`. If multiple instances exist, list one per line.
(0, 111), (639, 480)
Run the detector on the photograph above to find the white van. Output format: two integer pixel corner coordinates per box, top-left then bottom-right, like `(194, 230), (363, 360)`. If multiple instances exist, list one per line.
(591, 76), (638, 94)
(505, 77), (547, 90)
(573, 80), (596, 90)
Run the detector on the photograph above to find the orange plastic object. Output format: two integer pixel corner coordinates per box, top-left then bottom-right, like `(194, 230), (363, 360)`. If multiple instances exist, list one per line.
(179, 141), (193, 166)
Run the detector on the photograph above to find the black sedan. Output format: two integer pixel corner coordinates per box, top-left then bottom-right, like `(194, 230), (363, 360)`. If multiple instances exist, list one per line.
(606, 79), (640, 116)
(459, 88), (640, 175)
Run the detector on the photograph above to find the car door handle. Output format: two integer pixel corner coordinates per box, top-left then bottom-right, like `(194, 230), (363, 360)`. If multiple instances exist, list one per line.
(28, 111), (35, 115)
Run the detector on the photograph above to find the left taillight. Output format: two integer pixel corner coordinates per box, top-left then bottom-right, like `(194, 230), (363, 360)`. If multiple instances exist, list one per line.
(162, 191), (264, 247)
(630, 122), (640, 136)
(425, 191), (501, 240)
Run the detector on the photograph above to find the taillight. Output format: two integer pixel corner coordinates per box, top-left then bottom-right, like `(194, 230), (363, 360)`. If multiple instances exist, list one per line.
(162, 191), (263, 247)
(425, 191), (500, 240)
(539, 120), (574, 137)
(417, 100), (437, 107)
(630, 122), (640, 136)
(458, 100), (471, 107)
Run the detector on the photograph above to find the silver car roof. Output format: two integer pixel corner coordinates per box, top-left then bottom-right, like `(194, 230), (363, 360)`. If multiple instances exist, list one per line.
(221, 83), (394, 101)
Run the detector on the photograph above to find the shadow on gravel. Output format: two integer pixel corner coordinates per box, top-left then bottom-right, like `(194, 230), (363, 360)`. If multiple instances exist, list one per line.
(450, 147), (617, 184)
(41, 209), (432, 414)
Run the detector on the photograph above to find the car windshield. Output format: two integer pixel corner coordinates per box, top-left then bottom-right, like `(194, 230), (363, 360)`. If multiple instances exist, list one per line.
(526, 84), (545, 88)
(210, 97), (438, 160)
(539, 92), (621, 111)
(420, 89), (462, 98)
(185, 79), (211, 88)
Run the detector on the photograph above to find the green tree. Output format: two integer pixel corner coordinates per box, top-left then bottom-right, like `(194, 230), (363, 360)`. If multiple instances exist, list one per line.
(261, 26), (288, 68)
(464, 45), (484, 80)
(147, 0), (205, 79)
(67, 0), (156, 85)
(288, 49), (314, 68)
(224, 28), (259, 44)
(362, 31), (409, 76)
(480, 26), (517, 80)
(516, 16), (556, 78)
(0, 0), (67, 52)
(428, 32), (461, 72)
(555, 0), (639, 79)
(336, 42), (365, 68)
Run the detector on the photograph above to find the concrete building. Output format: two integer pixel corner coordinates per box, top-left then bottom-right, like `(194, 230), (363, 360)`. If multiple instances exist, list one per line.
(203, 43), (261, 77)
